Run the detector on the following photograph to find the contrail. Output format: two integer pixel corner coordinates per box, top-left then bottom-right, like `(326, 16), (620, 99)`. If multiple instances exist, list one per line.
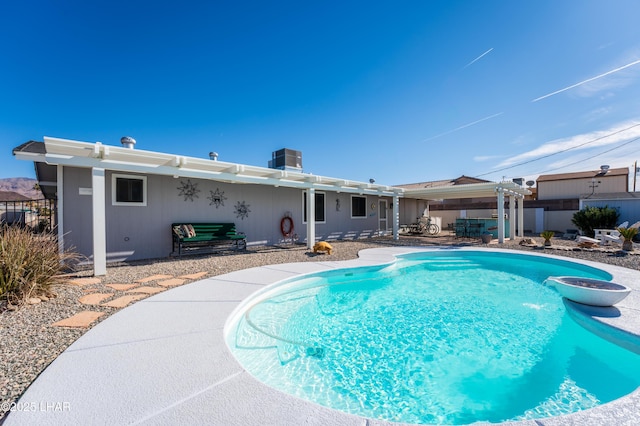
(532, 58), (640, 102)
(463, 48), (494, 69)
(422, 112), (503, 142)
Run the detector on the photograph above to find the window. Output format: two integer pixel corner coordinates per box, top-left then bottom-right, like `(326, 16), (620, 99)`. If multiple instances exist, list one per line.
(302, 191), (325, 223)
(351, 196), (367, 218)
(112, 174), (147, 206)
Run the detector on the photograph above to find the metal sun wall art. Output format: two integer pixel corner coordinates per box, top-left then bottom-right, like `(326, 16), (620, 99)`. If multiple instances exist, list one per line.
(177, 179), (200, 202)
(234, 201), (251, 220)
(208, 188), (227, 208)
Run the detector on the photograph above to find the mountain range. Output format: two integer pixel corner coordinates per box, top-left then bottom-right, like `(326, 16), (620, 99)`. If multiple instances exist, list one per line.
(0, 177), (42, 199)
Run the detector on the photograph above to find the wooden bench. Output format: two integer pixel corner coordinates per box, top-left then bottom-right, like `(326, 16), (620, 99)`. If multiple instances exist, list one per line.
(172, 223), (246, 256)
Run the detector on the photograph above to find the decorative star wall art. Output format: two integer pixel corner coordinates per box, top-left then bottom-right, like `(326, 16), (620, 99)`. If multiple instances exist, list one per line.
(234, 201), (251, 220)
(177, 179), (200, 202)
(207, 188), (227, 208)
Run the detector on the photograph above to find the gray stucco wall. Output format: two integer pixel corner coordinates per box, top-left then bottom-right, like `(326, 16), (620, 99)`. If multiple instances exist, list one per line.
(62, 167), (394, 262)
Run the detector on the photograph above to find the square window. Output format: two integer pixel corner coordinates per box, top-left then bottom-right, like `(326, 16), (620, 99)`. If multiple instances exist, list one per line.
(351, 196), (367, 218)
(302, 191), (325, 223)
(112, 174), (147, 206)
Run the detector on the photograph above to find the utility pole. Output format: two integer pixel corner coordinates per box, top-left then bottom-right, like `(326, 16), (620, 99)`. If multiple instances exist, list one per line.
(589, 179), (600, 197)
(634, 160), (637, 192)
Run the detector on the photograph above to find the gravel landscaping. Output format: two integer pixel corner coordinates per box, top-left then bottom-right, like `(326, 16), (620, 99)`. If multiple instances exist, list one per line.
(1, 234), (639, 421)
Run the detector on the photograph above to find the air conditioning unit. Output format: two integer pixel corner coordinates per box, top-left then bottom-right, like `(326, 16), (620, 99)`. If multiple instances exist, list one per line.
(269, 148), (302, 171)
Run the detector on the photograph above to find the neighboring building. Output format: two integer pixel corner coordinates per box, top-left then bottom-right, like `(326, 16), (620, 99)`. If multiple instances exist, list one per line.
(536, 166), (629, 200)
(0, 191), (30, 202)
(579, 192), (640, 227)
(13, 137), (528, 275)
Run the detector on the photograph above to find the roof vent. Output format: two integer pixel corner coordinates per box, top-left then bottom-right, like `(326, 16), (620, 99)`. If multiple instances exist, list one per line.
(600, 165), (610, 173)
(209, 152), (219, 161)
(120, 136), (136, 149)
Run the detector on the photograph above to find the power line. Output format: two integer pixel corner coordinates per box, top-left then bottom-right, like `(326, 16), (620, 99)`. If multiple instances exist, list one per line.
(474, 122), (640, 178)
(527, 136), (640, 176)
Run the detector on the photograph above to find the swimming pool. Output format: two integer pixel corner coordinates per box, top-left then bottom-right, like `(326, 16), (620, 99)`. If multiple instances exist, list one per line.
(226, 250), (640, 425)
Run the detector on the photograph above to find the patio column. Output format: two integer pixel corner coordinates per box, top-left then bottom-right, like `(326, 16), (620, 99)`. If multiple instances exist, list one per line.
(92, 167), (107, 276)
(57, 165), (64, 255)
(497, 188), (505, 243)
(517, 195), (524, 237)
(393, 195), (400, 240)
(306, 188), (315, 249)
(509, 194), (516, 240)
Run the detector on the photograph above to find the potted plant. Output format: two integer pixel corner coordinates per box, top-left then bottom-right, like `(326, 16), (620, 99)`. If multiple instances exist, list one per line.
(617, 226), (638, 252)
(540, 230), (555, 247)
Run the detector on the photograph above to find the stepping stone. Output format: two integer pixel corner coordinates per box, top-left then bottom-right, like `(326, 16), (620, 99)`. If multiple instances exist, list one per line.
(157, 278), (186, 287)
(136, 274), (173, 283)
(52, 311), (104, 328)
(101, 294), (146, 308)
(106, 283), (139, 291)
(79, 293), (112, 305)
(127, 286), (165, 295)
(68, 277), (102, 286)
(179, 272), (207, 280)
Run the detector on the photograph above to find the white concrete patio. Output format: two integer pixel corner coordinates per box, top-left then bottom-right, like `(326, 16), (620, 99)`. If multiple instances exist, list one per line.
(4, 247), (640, 426)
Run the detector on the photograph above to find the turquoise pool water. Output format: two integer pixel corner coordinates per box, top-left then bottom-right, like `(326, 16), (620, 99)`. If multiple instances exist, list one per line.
(227, 251), (640, 425)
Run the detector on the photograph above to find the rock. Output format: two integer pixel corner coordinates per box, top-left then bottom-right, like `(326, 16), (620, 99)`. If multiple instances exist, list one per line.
(27, 298), (41, 305)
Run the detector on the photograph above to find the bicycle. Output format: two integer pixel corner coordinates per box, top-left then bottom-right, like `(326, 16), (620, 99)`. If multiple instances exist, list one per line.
(407, 216), (440, 235)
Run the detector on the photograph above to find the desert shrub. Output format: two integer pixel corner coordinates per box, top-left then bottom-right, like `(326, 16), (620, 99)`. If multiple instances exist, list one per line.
(0, 225), (78, 304)
(571, 206), (620, 238)
(540, 230), (555, 240)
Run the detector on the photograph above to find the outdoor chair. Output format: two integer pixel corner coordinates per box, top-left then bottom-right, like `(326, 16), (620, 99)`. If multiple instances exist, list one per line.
(576, 235), (600, 245)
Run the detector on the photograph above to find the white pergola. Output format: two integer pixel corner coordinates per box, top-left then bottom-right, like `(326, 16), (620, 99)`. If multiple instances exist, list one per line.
(402, 181), (531, 243)
(15, 137), (530, 276)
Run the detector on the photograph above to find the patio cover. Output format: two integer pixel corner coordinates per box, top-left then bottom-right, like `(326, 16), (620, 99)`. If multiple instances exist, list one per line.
(14, 137), (530, 276)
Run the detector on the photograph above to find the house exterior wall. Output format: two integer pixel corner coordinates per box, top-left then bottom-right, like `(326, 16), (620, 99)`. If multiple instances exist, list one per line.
(62, 167), (93, 258)
(61, 167), (394, 261)
(538, 176), (627, 200)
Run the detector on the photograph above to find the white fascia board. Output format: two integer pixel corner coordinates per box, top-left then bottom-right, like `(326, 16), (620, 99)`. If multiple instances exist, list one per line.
(42, 137), (407, 196)
(13, 151), (47, 162)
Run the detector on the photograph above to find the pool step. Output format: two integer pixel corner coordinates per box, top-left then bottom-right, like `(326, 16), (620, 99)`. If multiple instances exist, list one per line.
(519, 378), (598, 420)
(421, 257), (481, 271)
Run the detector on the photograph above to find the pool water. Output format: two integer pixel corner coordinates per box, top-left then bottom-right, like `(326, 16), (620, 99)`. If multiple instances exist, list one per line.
(227, 251), (640, 425)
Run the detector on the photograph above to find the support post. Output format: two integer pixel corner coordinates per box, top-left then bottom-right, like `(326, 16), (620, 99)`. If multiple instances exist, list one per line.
(393, 195), (400, 240)
(56, 165), (64, 255)
(92, 168), (107, 276)
(497, 189), (505, 243)
(306, 188), (315, 249)
(509, 195), (516, 240)
(517, 196), (524, 237)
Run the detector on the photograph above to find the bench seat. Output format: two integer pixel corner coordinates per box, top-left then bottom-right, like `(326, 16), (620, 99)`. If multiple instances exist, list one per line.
(172, 223), (246, 256)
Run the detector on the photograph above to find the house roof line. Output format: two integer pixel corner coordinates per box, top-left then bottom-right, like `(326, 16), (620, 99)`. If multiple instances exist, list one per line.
(14, 137), (531, 200)
(537, 167), (629, 182)
(14, 137), (404, 197)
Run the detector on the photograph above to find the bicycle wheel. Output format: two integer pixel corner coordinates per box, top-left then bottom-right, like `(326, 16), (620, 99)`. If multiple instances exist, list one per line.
(426, 223), (439, 235)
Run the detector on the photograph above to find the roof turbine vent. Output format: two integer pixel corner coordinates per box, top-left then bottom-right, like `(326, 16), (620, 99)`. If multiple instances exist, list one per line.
(120, 136), (136, 149)
(209, 151), (219, 161)
(600, 165), (610, 173)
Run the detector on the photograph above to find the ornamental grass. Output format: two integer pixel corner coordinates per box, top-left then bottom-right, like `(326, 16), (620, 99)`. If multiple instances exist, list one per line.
(0, 225), (79, 305)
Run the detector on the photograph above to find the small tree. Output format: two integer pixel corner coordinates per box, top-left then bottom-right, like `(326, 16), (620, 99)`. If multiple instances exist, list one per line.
(540, 230), (555, 246)
(617, 227), (638, 252)
(571, 206), (620, 238)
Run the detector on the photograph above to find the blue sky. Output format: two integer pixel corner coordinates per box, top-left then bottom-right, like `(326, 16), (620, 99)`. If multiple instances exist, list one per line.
(3, 1), (640, 187)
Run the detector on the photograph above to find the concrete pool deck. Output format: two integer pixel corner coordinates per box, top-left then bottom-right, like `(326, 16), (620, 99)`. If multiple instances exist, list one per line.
(4, 246), (640, 426)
